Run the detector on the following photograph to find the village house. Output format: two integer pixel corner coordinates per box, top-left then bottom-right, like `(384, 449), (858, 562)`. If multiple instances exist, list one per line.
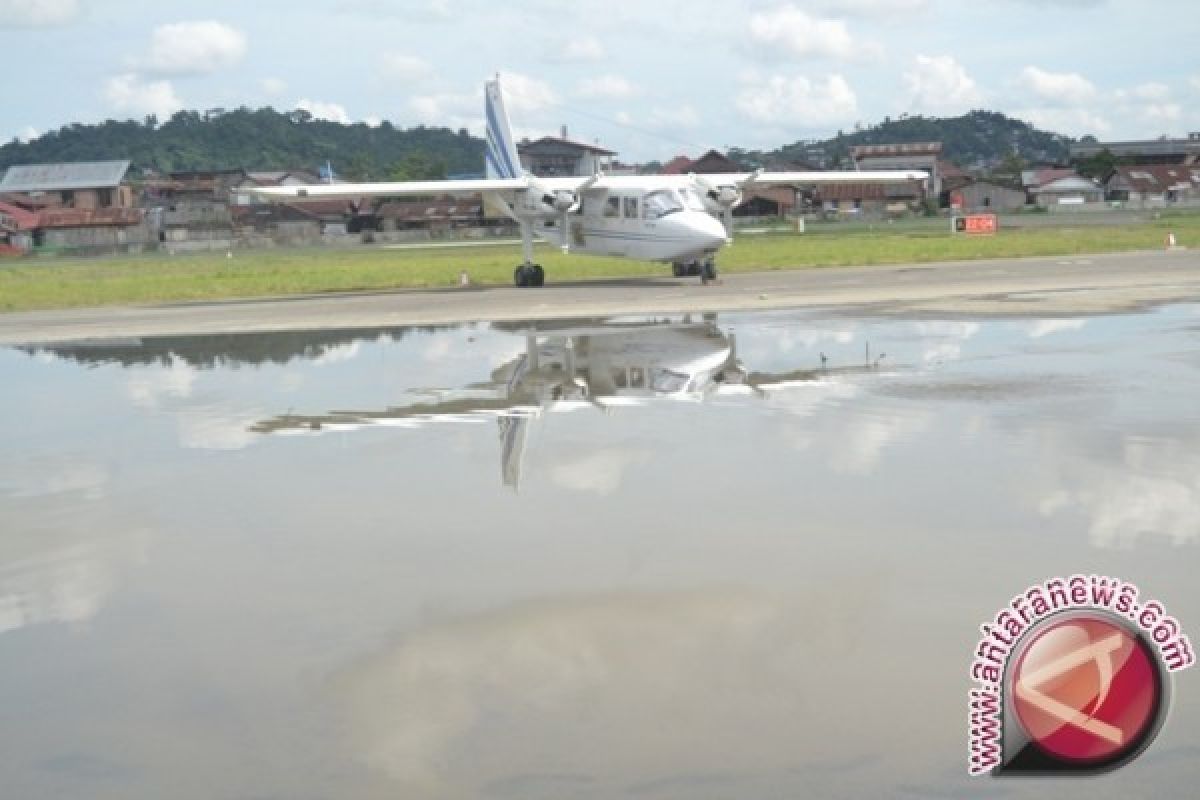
(0, 160), (152, 254)
(518, 128), (615, 177)
(0, 200), (39, 254)
(1071, 133), (1200, 166)
(851, 143), (942, 196)
(1106, 165), (1200, 208)
(816, 180), (925, 217)
(1028, 172), (1104, 208)
(0, 160), (135, 210)
(955, 181), (1027, 212)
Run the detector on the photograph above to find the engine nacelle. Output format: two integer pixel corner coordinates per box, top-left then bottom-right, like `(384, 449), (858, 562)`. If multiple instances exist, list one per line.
(703, 185), (741, 212)
(515, 181), (577, 218)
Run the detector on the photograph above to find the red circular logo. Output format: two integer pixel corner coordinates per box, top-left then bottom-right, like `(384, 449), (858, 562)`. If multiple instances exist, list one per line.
(1011, 615), (1160, 766)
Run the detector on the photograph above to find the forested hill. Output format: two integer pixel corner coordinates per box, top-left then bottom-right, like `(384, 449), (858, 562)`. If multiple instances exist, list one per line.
(0, 107), (485, 180)
(736, 111), (1073, 169)
(3, 107), (1074, 179)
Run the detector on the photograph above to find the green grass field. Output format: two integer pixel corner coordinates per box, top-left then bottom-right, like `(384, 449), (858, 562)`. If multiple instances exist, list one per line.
(1, 212), (1196, 312)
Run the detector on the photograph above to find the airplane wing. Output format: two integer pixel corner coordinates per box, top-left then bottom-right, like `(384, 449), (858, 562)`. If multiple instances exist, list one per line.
(243, 170), (926, 201)
(242, 177), (528, 200)
(737, 170), (928, 185)
(529, 170), (927, 194)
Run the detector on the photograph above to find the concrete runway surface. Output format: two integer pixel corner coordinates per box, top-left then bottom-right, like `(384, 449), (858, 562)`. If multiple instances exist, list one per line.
(2, 249), (1198, 345)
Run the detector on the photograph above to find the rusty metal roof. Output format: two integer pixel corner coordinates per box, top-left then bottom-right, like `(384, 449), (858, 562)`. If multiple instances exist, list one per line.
(0, 201), (40, 231)
(1109, 165), (1200, 193)
(0, 160), (131, 192)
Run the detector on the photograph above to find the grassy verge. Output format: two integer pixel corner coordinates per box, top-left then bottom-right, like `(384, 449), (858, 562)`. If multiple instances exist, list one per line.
(1, 213), (1196, 312)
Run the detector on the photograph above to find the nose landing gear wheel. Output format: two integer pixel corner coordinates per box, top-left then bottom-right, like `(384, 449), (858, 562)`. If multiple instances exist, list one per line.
(514, 264), (545, 288)
(700, 258), (718, 284)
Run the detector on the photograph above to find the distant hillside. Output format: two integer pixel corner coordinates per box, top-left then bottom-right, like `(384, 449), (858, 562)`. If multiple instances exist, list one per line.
(735, 111), (1073, 169)
(0, 107), (485, 180)
(3, 106), (1074, 181)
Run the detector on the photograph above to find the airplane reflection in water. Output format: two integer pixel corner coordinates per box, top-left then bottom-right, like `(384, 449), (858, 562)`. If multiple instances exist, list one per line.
(249, 316), (893, 488)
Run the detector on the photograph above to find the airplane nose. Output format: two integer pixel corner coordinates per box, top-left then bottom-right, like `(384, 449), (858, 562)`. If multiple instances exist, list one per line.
(685, 212), (728, 249)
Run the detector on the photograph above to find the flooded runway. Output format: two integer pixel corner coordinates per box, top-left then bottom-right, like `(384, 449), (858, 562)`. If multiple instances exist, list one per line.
(3, 305), (1199, 798)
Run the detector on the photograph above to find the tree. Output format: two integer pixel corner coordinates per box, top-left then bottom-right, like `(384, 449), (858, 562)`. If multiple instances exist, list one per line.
(388, 151), (446, 181)
(1075, 147), (1119, 181)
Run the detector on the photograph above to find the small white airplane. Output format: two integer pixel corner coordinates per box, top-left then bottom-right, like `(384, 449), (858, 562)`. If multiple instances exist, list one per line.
(249, 316), (890, 489)
(247, 77), (927, 287)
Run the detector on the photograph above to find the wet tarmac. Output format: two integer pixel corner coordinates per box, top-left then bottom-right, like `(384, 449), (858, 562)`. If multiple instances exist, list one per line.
(2, 304), (1199, 798)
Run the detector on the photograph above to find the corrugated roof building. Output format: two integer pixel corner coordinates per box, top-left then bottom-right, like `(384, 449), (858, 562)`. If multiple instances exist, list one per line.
(1107, 165), (1200, 206)
(851, 142), (940, 196)
(0, 160), (134, 209)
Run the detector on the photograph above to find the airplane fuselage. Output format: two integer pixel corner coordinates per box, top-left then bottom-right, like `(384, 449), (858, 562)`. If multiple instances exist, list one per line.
(529, 182), (728, 264)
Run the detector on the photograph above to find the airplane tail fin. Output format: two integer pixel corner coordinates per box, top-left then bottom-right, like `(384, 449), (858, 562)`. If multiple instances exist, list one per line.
(485, 76), (523, 180)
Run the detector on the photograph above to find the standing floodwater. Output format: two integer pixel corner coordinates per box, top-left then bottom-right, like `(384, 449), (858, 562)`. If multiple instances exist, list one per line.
(2, 306), (1199, 799)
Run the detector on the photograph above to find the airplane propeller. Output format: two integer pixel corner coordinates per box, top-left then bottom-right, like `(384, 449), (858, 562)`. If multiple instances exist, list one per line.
(553, 172), (602, 254)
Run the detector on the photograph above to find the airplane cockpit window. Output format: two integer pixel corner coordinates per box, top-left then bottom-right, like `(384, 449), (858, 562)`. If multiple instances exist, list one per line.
(680, 188), (707, 211)
(643, 189), (684, 219)
(649, 368), (689, 393)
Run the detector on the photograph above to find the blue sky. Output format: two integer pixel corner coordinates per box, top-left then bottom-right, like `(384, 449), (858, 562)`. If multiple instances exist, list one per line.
(2, 0), (1197, 162)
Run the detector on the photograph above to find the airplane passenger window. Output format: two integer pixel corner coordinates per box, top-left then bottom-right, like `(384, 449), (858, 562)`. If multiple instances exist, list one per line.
(604, 197), (620, 218)
(643, 189), (684, 219)
(623, 197), (638, 219)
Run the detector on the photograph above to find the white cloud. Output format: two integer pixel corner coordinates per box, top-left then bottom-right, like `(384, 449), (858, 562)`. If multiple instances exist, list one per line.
(126, 356), (197, 410)
(377, 53), (432, 83)
(914, 320), (980, 364)
(336, 0), (450, 20)
(336, 590), (839, 795)
(1127, 82), (1170, 101)
(295, 98), (351, 124)
(547, 36), (605, 63)
(903, 54), (983, 115)
(649, 103), (702, 130)
(1017, 66), (1098, 106)
(1013, 73), (1183, 138)
(177, 411), (257, 451)
(14, 125), (38, 143)
(736, 74), (858, 127)
(498, 72), (558, 114)
(410, 89), (480, 132)
(576, 75), (639, 100)
(1026, 318), (1086, 338)
(260, 77), (287, 96)
(1038, 436), (1200, 549)
(311, 341), (361, 366)
(0, 0), (79, 27)
(822, 0), (929, 11)
(1191, 76), (1200, 92)
(549, 448), (651, 495)
(104, 73), (183, 120)
(1015, 106), (1111, 137)
(137, 20), (247, 76)
(747, 6), (877, 61)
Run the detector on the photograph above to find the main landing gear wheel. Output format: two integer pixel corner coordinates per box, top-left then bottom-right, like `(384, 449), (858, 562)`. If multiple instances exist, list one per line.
(514, 264), (545, 288)
(672, 260), (705, 278)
